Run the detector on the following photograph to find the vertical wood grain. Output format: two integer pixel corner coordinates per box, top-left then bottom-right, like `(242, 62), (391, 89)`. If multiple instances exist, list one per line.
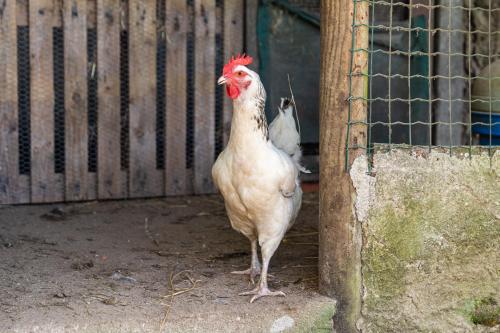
(165, 0), (188, 195)
(222, 0), (244, 146)
(245, 0), (259, 69)
(0, 0), (28, 204)
(16, 0), (28, 26)
(319, 0), (367, 331)
(64, 0), (89, 201)
(193, 0), (216, 194)
(128, 0), (163, 197)
(30, 0), (63, 203)
(97, 0), (125, 199)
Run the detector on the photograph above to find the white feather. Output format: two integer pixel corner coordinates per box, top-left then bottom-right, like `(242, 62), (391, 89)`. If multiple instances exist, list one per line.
(269, 98), (311, 173)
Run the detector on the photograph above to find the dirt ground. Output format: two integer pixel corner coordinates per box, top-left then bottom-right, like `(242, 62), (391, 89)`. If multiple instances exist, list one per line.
(0, 191), (334, 333)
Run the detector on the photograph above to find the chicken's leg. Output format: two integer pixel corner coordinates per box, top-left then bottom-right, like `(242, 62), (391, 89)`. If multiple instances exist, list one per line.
(239, 236), (285, 303)
(231, 239), (261, 284)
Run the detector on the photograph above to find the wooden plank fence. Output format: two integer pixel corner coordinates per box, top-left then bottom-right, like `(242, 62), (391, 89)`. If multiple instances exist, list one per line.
(0, 0), (246, 204)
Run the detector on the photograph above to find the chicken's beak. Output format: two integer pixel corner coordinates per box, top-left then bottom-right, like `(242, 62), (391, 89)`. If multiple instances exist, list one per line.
(217, 75), (228, 85)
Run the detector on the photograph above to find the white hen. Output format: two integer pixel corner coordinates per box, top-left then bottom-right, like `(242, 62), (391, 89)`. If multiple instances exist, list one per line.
(212, 55), (304, 302)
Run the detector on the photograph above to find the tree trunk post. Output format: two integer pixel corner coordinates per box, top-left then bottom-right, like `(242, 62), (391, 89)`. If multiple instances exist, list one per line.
(319, 0), (368, 331)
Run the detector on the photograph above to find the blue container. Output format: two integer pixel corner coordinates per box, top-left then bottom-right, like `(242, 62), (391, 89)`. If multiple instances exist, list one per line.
(471, 111), (500, 145)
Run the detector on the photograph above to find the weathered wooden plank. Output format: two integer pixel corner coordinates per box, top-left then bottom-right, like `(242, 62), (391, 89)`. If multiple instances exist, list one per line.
(245, 0), (259, 68)
(222, 0), (244, 146)
(63, 0), (90, 201)
(30, 0), (63, 203)
(128, 0), (163, 197)
(16, 0), (28, 26)
(120, 0), (128, 31)
(52, 0), (62, 27)
(17, 0), (63, 28)
(87, 0), (97, 29)
(194, 0), (216, 194)
(165, 0), (188, 195)
(97, 0), (125, 199)
(0, 0), (28, 204)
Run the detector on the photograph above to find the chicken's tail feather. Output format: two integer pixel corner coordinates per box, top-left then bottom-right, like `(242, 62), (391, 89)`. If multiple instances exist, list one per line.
(287, 74), (301, 139)
(286, 77), (310, 173)
(292, 148), (311, 174)
(269, 96), (310, 174)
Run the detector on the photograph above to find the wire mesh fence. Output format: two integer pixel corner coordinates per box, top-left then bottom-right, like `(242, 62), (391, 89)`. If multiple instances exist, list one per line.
(0, 0), (245, 205)
(347, 0), (500, 168)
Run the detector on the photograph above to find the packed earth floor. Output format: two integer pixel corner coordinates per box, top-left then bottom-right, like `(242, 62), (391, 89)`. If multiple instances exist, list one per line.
(0, 191), (334, 332)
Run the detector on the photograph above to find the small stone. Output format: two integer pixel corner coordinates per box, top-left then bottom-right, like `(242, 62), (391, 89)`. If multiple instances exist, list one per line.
(71, 261), (94, 270)
(53, 292), (68, 298)
(101, 296), (117, 305)
(214, 298), (229, 305)
(111, 271), (137, 284)
(270, 315), (295, 333)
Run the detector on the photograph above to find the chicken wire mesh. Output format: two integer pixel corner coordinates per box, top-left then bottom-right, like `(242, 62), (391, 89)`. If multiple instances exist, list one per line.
(120, 27), (130, 173)
(17, 26), (30, 176)
(156, 0), (167, 171)
(53, 27), (65, 175)
(347, 0), (500, 168)
(88, 28), (98, 174)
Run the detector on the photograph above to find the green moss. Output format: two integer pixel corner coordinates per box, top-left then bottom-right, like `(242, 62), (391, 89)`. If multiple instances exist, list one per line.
(450, 208), (498, 251)
(463, 296), (500, 327)
(364, 197), (428, 302)
(364, 173), (499, 305)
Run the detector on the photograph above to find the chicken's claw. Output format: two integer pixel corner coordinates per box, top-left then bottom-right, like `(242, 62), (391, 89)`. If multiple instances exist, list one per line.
(239, 286), (286, 303)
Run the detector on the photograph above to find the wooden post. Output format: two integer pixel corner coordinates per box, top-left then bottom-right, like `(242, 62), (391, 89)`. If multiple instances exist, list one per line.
(319, 0), (368, 332)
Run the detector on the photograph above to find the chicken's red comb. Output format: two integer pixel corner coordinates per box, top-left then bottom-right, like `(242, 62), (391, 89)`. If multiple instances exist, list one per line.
(223, 54), (253, 76)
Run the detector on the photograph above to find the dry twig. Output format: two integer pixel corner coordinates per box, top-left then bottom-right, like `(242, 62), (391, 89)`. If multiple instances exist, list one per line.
(144, 217), (160, 247)
(159, 270), (201, 332)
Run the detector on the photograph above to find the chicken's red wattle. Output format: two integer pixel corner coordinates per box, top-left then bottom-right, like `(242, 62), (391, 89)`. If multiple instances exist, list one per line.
(226, 84), (240, 99)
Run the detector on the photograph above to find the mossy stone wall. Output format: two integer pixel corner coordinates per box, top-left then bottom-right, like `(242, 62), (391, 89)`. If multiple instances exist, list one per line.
(352, 151), (499, 332)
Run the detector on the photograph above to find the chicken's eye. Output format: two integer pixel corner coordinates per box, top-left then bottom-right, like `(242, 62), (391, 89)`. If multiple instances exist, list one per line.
(236, 71), (245, 77)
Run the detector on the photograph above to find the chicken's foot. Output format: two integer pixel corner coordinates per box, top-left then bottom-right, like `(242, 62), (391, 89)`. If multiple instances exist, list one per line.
(231, 239), (261, 284)
(239, 236), (285, 303)
(239, 286), (286, 303)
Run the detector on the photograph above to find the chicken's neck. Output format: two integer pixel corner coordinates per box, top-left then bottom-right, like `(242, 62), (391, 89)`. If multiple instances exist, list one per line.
(228, 93), (269, 151)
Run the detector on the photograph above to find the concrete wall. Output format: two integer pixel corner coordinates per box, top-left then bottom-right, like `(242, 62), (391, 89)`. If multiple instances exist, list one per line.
(350, 149), (499, 332)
